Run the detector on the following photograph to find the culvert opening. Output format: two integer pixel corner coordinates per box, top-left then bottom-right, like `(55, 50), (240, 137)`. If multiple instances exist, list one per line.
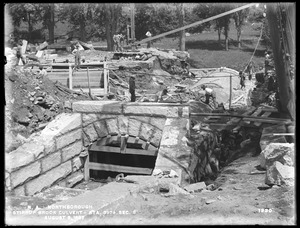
(87, 134), (159, 181)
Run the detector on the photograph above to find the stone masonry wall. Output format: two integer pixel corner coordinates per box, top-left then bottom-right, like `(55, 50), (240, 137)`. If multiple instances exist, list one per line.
(5, 101), (200, 195)
(5, 113), (84, 196)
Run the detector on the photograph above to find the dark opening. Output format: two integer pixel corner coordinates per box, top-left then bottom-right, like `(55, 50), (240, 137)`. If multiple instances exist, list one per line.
(88, 135), (158, 181)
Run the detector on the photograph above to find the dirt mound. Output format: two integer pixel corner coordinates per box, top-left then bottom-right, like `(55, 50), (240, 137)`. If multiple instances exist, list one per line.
(5, 64), (92, 152)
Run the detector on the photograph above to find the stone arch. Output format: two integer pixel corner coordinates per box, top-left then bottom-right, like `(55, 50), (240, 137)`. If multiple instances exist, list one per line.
(82, 115), (165, 149)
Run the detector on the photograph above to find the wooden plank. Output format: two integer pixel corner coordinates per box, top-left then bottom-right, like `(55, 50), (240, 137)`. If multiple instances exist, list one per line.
(89, 162), (153, 175)
(244, 108), (263, 124)
(84, 154), (90, 181)
(227, 106), (257, 125)
(89, 145), (158, 156)
(242, 117), (291, 124)
(21, 40), (28, 54)
(254, 111), (272, 127)
(68, 64), (72, 90)
(36, 50), (44, 58)
(136, 3), (256, 45)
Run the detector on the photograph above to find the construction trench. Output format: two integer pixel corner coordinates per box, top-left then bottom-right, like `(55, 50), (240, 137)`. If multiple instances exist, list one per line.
(5, 45), (295, 225)
(5, 3), (295, 224)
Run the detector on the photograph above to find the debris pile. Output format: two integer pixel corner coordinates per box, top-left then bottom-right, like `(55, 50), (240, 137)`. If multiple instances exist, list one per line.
(5, 63), (92, 152)
(260, 143), (295, 186)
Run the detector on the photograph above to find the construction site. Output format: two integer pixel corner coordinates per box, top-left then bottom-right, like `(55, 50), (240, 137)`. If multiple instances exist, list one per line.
(4, 3), (295, 225)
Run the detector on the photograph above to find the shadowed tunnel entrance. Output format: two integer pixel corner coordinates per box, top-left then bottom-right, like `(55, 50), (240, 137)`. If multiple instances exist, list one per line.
(87, 134), (159, 180)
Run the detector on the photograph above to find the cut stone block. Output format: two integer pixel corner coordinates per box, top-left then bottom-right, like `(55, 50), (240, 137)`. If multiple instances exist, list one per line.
(93, 121), (108, 138)
(5, 149), (35, 172)
(106, 118), (119, 135)
(41, 151), (61, 173)
(82, 113), (98, 126)
(10, 161), (41, 188)
(72, 101), (122, 113)
(260, 143), (294, 169)
(41, 113), (81, 137)
(184, 181), (206, 193)
(56, 128), (82, 149)
(72, 156), (83, 171)
(61, 140), (82, 162)
(150, 129), (163, 147)
(13, 185), (26, 196)
(128, 119), (142, 136)
(149, 117), (166, 131)
(118, 116), (129, 135)
(265, 161), (295, 186)
(124, 105), (179, 118)
(83, 124), (98, 143)
(140, 123), (155, 141)
(25, 161), (72, 196)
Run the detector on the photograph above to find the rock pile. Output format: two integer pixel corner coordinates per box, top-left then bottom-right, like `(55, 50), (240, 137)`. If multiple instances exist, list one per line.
(260, 143), (295, 186)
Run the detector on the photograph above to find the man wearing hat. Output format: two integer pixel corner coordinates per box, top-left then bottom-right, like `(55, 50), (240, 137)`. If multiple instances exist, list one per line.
(72, 43), (81, 70)
(201, 84), (217, 108)
(129, 75), (136, 102)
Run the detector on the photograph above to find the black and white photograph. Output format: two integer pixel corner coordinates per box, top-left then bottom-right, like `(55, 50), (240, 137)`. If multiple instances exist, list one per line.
(4, 2), (296, 225)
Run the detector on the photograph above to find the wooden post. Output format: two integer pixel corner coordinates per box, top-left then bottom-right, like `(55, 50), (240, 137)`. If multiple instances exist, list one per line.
(130, 4), (135, 42)
(68, 64), (73, 90)
(229, 74), (232, 109)
(87, 67), (91, 96)
(84, 153), (90, 181)
(103, 62), (108, 94)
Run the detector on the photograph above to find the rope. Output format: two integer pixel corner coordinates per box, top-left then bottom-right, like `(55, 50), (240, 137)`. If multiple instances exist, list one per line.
(243, 21), (264, 74)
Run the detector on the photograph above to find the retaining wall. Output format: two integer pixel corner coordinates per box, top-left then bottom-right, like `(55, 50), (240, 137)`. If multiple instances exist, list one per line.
(5, 100), (224, 195)
(5, 113), (84, 196)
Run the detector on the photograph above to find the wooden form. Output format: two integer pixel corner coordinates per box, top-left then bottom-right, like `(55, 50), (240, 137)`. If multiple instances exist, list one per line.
(65, 62), (109, 95)
(84, 134), (158, 181)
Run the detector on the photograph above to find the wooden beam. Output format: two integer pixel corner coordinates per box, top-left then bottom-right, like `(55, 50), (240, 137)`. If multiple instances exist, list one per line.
(88, 162), (153, 175)
(68, 64), (73, 90)
(190, 112), (291, 122)
(136, 3), (256, 45)
(89, 145), (158, 156)
(254, 111), (272, 127)
(242, 117), (291, 124)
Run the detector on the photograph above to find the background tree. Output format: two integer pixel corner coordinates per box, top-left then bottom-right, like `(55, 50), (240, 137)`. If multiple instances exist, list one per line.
(59, 3), (94, 42)
(8, 3), (41, 42)
(103, 4), (123, 51)
(176, 3), (185, 51)
(232, 6), (249, 49)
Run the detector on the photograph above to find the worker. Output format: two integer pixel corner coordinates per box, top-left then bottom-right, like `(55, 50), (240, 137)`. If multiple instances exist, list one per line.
(246, 61), (254, 80)
(119, 34), (125, 52)
(146, 31), (152, 48)
(201, 85), (217, 108)
(239, 71), (245, 90)
(72, 43), (81, 70)
(38, 65), (47, 77)
(158, 88), (169, 102)
(129, 76), (136, 102)
(16, 39), (26, 66)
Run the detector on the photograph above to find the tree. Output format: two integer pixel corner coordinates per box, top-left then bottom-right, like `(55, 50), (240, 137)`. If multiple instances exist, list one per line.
(59, 3), (94, 42)
(176, 3), (185, 51)
(210, 3), (233, 50)
(103, 4), (123, 51)
(7, 3), (41, 42)
(42, 4), (55, 44)
(233, 7), (249, 49)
